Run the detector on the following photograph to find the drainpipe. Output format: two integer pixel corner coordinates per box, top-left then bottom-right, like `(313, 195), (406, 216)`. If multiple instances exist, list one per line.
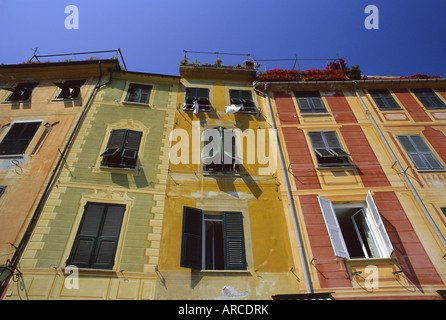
(261, 83), (313, 294)
(0, 61), (114, 295)
(352, 81), (446, 250)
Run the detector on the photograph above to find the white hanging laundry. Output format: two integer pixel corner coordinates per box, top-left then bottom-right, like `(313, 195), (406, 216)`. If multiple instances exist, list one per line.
(192, 100), (199, 114)
(225, 104), (244, 114)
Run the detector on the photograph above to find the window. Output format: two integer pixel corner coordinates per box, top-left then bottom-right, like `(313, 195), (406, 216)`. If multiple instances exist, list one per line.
(203, 127), (240, 173)
(100, 129), (142, 169)
(294, 91), (328, 113)
(66, 202), (125, 269)
(183, 87), (211, 112)
(318, 191), (394, 259)
(441, 208), (446, 217)
(54, 80), (85, 99)
(229, 89), (257, 112)
(0, 121), (41, 156)
(180, 207), (247, 270)
(124, 83), (152, 104)
(308, 131), (350, 167)
(397, 135), (444, 170)
(4, 82), (38, 102)
(368, 89), (401, 109)
(0, 186), (6, 198)
(411, 89), (446, 109)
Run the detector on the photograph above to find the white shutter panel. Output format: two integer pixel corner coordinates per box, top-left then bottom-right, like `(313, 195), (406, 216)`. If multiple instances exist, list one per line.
(318, 197), (350, 259)
(366, 191), (394, 257)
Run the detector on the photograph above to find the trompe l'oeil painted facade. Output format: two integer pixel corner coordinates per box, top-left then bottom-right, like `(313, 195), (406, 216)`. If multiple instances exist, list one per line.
(0, 53), (445, 300)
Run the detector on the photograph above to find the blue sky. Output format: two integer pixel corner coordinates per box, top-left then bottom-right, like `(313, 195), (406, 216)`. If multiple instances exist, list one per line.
(1, 0), (445, 77)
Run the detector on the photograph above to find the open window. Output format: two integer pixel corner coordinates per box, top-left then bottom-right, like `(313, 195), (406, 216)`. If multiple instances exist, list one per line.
(100, 129), (142, 169)
(66, 202), (125, 270)
(3, 82), (38, 102)
(308, 131), (350, 167)
(180, 206), (247, 270)
(229, 89), (257, 113)
(0, 121), (42, 157)
(183, 87), (211, 112)
(318, 191), (394, 260)
(54, 80), (85, 99)
(294, 91), (328, 113)
(203, 127), (240, 174)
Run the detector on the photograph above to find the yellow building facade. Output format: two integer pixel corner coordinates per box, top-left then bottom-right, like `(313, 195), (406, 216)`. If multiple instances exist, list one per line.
(156, 63), (302, 299)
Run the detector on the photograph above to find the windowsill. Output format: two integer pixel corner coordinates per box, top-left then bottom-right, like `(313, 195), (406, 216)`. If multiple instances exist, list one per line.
(300, 112), (331, 116)
(0, 154), (25, 159)
(378, 108), (404, 111)
(199, 269), (250, 274)
(316, 164), (356, 170)
(203, 171), (241, 176)
(121, 101), (151, 107)
(51, 97), (81, 102)
(425, 107), (446, 110)
(96, 165), (140, 175)
(1, 100), (30, 104)
(416, 169), (446, 173)
(183, 107), (212, 113)
(62, 266), (118, 275)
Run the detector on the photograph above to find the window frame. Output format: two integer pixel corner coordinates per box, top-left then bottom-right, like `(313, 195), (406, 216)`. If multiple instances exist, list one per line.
(317, 191), (394, 260)
(180, 206), (247, 271)
(294, 91), (329, 114)
(54, 79), (85, 100)
(183, 87), (212, 112)
(368, 89), (402, 110)
(3, 82), (39, 102)
(123, 83), (153, 105)
(203, 127), (241, 174)
(308, 131), (351, 167)
(397, 135), (444, 171)
(0, 120), (42, 157)
(411, 88), (446, 109)
(228, 89), (257, 113)
(66, 202), (126, 270)
(100, 129), (143, 170)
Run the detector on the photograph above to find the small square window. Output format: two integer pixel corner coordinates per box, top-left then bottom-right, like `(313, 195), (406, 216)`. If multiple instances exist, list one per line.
(308, 131), (350, 167)
(229, 89), (257, 113)
(100, 129), (142, 169)
(203, 127), (240, 174)
(4, 82), (38, 102)
(411, 89), (446, 109)
(397, 135), (444, 170)
(124, 83), (152, 104)
(183, 87), (211, 112)
(368, 89), (401, 109)
(294, 91), (328, 113)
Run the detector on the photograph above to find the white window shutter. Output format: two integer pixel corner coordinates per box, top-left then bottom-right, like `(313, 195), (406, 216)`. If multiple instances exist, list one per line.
(318, 197), (350, 259)
(366, 191), (394, 257)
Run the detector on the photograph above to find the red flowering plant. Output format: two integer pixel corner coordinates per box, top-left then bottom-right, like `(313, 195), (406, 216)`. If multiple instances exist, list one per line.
(400, 74), (442, 79)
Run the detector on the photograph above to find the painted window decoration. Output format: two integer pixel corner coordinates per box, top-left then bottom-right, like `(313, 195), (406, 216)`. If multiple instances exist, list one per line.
(368, 89), (401, 110)
(294, 91), (328, 113)
(3, 82), (39, 102)
(0, 121), (42, 156)
(229, 89), (257, 113)
(203, 127), (240, 174)
(100, 129), (142, 169)
(411, 88), (446, 109)
(66, 202), (125, 270)
(183, 87), (211, 112)
(54, 79), (85, 99)
(180, 206), (247, 271)
(397, 135), (444, 170)
(318, 191), (394, 260)
(124, 83), (152, 104)
(308, 131), (351, 167)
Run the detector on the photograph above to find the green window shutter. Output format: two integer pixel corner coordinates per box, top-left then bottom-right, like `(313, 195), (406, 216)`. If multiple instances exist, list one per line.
(323, 131), (349, 157)
(6, 82), (38, 101)
(181, 206), (203, 269)
(101, 129), (126, 157)
(126, 84), (152, 104)
(122, 130), (142, 159)
(295, 91), (327, 113)
(67, 203), (125, 270)
(308, 131), (332, 157)
(0, 122), (41, 156)
(413, 89), (446, 109)
(222, 212), (246, 270)
(91, 205), (125, 269)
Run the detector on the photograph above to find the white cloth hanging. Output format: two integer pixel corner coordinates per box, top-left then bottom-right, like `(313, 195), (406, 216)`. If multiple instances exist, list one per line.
(192, 100), (199, 114)
(225, 104), (244, 114)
